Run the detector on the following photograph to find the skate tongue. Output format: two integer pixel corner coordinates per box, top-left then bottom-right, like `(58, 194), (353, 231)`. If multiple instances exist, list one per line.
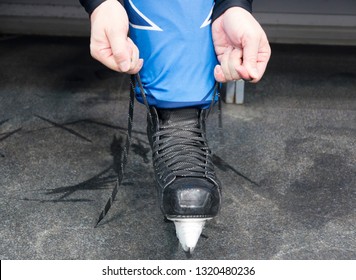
(158, 108), (200, 126)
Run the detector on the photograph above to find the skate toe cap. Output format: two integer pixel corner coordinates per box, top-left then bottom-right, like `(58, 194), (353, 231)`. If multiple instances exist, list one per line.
(163, 178), (221, 217)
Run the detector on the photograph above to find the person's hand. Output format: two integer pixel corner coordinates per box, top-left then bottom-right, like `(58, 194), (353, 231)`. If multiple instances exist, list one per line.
(212, 7), (271, 83)
(89, 0), (143, 73)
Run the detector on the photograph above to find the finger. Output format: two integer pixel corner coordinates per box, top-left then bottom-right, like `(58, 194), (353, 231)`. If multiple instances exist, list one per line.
(230, 48), (251, 81)
(214, 65), (227, 83)
(108, 33), (132, 72)
(235, 64), (253, 81)
(242, 36), (260, 80)
(253, 39), (271, 83)
(127, 38), (140, 72)
(220, 47), (233, 81)
(90, 42), (122, 72)
(228, 48), (242, 80)
(127, 58), (144, 74)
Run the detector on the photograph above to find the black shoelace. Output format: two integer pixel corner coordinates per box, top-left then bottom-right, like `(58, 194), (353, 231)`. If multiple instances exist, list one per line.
(152, 112), (216, 183)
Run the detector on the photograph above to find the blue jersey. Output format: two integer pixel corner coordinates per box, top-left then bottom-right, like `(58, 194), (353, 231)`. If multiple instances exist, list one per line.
(124, 0), (218, 108)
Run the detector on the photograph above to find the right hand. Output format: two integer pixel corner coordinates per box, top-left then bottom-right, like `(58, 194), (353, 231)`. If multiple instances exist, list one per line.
(89, 0), (143, 74)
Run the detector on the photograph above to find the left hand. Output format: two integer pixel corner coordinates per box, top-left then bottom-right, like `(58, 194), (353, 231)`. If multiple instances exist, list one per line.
(212, 7), (271, 83)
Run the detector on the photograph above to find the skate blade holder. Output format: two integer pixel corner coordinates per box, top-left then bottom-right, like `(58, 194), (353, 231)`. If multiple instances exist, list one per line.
(168, 217), (212, 254)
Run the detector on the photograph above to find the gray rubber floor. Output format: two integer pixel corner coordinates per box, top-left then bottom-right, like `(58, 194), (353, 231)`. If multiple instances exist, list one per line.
(0, 35), (355, 260)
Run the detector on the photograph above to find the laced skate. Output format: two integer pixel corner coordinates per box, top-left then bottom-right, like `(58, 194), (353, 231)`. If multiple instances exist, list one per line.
(96, 74), (221, 254)
(146, 104), (221, 253)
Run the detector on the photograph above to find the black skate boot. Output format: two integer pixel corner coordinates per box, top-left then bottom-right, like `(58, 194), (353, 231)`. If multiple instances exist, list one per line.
(147, 106), (221, 252)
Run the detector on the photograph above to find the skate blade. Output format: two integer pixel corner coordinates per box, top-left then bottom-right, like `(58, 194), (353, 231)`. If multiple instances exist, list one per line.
(168, 218), (211, 253)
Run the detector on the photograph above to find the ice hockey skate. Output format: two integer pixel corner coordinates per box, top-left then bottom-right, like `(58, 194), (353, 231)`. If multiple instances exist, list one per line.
(147, 106), (221, 253)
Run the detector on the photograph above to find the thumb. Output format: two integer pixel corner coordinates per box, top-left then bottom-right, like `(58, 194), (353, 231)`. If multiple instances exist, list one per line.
(108, 31), (131, 72)
(214, 65), (227, 83)
(242, 39), (260, 80)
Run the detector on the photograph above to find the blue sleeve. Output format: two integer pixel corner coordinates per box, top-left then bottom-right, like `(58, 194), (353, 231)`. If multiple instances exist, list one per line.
(212, 0), (253, 21)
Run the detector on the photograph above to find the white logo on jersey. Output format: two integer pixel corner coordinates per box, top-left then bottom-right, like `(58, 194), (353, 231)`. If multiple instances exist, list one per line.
(200, 4), (214, 28)
(128, 0), (163, 31)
